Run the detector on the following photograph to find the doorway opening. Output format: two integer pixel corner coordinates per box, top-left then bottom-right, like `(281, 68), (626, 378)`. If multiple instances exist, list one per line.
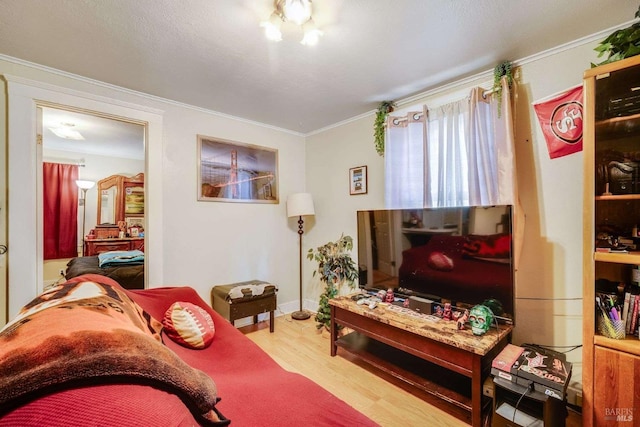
(40, 105), (146, 290)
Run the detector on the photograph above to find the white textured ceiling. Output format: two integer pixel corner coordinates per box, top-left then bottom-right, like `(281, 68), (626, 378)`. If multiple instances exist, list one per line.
(42, 107), (144, 160)
(0, 0), (637, 134)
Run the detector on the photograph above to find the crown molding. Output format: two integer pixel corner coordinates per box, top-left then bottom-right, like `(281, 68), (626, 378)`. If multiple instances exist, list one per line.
(0, 54), (305, 137)
(306, 19), (635, 136)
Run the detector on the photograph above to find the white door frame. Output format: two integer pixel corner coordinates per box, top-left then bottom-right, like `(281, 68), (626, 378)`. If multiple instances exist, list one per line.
(4, 75), (164, 319)
(0, 80), (6, 326)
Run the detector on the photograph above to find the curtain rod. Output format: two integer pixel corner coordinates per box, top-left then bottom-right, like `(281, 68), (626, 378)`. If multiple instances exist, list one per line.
(482, 88), (496, 98)
(391, 112), (425, 124)
(391, 86), (496, 124)
(43, 156), (85, 167)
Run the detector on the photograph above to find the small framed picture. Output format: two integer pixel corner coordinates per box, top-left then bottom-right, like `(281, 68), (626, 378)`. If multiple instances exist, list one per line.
(349, 165), (368, 195)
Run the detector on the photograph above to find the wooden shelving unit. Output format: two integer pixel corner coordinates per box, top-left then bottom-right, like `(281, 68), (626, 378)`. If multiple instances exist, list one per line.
(582, 55), (640, 427)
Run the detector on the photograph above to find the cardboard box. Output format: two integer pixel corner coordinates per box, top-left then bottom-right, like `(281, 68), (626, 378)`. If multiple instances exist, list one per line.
(492, 343), (524, 373)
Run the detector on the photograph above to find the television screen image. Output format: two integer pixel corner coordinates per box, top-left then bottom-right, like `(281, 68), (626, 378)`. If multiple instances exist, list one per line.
(357, 206), (514, 320)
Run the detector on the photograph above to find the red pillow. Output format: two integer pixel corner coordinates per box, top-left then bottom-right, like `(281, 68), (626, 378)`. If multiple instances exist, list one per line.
(162, 302), (215, 349)
(427, 251), (454, 271)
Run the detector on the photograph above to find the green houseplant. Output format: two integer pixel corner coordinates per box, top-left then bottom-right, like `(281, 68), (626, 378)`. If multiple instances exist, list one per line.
(492, 60), (514, 117)
(593, 6), (640, 67)
(307, 234), (359, 330)
(373, 101), (396, 156)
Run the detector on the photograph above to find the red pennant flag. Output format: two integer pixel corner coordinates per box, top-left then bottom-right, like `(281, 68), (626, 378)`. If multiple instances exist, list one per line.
(533, 85), (584, 159)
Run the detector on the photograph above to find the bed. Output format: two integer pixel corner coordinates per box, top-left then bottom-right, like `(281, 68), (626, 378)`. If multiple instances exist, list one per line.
(0, 274), (377, 427)
(398, 234), (514, 316)
(65, 254), (145, 289)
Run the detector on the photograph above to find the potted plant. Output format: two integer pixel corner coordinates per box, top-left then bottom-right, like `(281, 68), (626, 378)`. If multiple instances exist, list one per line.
(593, 6), (640, 67)
(492, 60), (514, 117)
(373, 101), (396, 156)
(307, 234), (359, 330)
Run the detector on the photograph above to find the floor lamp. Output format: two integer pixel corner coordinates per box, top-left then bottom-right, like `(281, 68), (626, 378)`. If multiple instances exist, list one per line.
(76, 179), (95, 256)
(287, 192), (315, 321)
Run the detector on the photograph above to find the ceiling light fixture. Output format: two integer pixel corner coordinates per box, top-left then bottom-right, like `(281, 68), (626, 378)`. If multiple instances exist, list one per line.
(49, 122), (85, 140)
(261, 0), (323, 45)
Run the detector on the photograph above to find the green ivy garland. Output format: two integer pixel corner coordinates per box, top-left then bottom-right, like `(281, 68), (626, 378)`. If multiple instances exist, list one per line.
(307, 234), (359, 330)
(493, 61), (514, 117)
(593, 6), (640, 67)
(373, 101), (396, 156)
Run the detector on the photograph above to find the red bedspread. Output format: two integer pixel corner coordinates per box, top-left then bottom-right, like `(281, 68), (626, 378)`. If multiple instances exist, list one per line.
(0, 274), (377, 427)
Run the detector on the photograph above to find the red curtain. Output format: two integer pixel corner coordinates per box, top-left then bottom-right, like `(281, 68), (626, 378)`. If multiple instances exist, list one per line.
(43, 162), (79, 260)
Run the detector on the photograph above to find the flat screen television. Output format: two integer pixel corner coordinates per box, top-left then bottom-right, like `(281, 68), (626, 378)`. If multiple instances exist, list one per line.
(356, 205), (514, 320)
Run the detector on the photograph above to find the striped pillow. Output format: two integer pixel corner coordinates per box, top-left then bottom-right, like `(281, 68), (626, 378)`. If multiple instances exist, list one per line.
(162, 302), (215, 349)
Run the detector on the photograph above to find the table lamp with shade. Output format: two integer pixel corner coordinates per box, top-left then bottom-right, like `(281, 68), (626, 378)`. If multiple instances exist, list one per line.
(287, 192), (315, 320)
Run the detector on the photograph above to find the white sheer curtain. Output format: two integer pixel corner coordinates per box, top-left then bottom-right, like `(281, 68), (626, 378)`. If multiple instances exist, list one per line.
(384, 107), (427, 209)
(468, 84), (515, 205)
(426, 99), (469, 207)
(384, 79), (516, 208)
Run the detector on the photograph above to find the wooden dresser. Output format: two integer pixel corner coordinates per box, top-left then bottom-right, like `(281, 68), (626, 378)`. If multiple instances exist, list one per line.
(84, 238), (144, 256)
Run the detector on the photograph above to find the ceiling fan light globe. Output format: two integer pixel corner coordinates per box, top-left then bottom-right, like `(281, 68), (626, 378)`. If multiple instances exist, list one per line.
(301, 28), (322, 46)
(300, 19), (322, 45)
(283, 0), (312, 25)
(260, 18), (282, 42)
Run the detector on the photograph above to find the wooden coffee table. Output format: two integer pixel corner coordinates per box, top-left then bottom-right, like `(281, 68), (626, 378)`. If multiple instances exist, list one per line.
(330, 295), (512, 426)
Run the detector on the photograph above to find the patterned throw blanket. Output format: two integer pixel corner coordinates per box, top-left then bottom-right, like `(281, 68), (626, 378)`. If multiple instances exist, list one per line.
(0, 280), (228, 425)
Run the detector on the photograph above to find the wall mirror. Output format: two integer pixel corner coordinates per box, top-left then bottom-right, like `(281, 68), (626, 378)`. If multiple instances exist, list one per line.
(99, 181), (118, 224)
(97, 173), (144, 225)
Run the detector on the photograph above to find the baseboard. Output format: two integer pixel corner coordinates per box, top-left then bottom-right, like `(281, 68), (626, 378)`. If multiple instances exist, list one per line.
(232, 298), (318, 328)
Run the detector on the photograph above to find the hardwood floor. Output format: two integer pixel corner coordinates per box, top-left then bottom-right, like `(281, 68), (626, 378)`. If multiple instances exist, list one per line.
(242, 315), (471, 426)
(240, 315), (583, 427)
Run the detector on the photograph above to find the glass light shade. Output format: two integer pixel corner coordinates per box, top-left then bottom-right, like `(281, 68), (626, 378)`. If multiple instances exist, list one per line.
(301, 20), (322, 45)
(49, 125), (84, 140)
(75, 179), (95, 190)
(283, 0), (312, 25)
(287, 192), (315, 217)
(260, 12), (283, 41)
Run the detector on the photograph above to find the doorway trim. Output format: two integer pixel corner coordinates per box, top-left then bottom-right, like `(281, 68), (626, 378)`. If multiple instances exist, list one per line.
(4, 74), (164, 319)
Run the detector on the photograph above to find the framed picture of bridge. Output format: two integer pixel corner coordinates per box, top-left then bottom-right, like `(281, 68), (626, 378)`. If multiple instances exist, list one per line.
(197, 135), (279, 203)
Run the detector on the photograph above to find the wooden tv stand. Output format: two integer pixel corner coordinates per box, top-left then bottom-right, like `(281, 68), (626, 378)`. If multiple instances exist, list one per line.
(330, 296), (512, 426)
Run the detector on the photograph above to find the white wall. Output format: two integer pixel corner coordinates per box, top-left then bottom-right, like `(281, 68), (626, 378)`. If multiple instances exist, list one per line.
(305, 41), (603, 386)
(157, 101), (306, 309)
(1, 56), (306, 318)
